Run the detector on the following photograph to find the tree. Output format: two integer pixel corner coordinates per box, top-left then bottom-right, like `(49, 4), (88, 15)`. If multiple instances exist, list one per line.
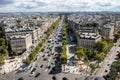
(12, 50), (18, 56)
(61, 52), (67, 64)
(114, 33), (120, 39)
(0, 46), (8, 56)
(0, 55), (4, 66)
(95, 52), (105, 62)
(74, 46), (86, 60)
(0, 38), (5, 46)
(3, 48), (8, 57)
(86, 50), (93, 60)
(95, 41), (107, 52)
(26, 58), (31, 64)
(108, 60), (120, 79)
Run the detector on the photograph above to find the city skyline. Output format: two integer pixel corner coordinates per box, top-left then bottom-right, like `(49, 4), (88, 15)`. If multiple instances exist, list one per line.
(0, 0), (120, 12)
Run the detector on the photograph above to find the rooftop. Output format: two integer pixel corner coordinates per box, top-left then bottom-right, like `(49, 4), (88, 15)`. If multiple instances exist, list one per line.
(79, 32), (100, 40)
(10, 34), (31, 40)
(103, 24), (114, 29)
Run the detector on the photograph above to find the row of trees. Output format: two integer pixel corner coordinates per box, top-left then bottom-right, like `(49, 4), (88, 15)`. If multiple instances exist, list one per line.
(26, 18), (60, 64)
(0, 23), (11, 66)
(0, 36), (8, 66)
(61, 20), (67, 64)
(114, 30), (120, 39)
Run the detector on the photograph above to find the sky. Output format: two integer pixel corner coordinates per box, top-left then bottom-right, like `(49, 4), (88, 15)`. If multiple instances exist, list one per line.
(0, 0), (120, 12)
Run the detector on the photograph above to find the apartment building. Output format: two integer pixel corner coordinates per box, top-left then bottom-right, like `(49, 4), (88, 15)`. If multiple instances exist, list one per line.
(77, 33), (101, 50)
(101, 24), (114, 39)
(5, 27), (39, 43)
(10, 34), (32, 53)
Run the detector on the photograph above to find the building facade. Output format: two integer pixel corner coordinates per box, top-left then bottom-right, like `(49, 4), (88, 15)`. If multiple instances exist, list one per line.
(10, 34), (32, 53)
(101, 24), (114, 39)
(5, 27), (40, 43)
(77, 33), (101, 50)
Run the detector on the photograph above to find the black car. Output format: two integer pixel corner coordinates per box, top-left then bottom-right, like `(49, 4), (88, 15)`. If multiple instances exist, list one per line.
(105, 70), (108, 72)
(52, 53), (54, 55)
(43, 58), (47, 61)
(40, 64), (43, 68)
(52, 76), (57, 80)
(48, 54), (51, 56)
(35, 73), (40, 78)
(41, 49), (44, 52)
(31, 68), (36, 73)
(63, 77), (68, 80)
(48, 65), (51, 69)
(18, 77), (23, 80)
(42, 55), (45, 57)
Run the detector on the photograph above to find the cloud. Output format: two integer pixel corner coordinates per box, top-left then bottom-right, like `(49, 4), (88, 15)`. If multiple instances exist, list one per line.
(0, 0), (120, 12)
(96, 1), (112, 7)
(14, 1), (46, 9)
(0, 0), (14, 7)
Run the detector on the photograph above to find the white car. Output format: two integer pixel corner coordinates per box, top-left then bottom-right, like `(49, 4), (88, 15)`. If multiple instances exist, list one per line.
(29, 72), (35, 77)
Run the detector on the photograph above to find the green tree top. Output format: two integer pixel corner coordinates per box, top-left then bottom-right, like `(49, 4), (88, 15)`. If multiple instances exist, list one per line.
(12, 50), (18, 56)
(95, 41), (107, 52)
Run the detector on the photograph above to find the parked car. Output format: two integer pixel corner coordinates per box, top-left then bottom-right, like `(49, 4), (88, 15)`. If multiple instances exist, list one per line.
(35, 73), (40, 78)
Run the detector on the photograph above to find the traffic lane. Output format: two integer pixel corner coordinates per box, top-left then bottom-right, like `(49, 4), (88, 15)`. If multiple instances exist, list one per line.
(35, 31), (58, 72)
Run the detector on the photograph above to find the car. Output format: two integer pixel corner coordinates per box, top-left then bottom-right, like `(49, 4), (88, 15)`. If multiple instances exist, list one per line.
(43, 58), (47, 61)
(18, 68), (25, 72)
(29, 68), (36, 76)
(30, 68), (36, 73)
(48, 54), (51, 56)
(52, 76), (57, 80)
(107, 64), (110, 66)
(62, 77), (69, 80)
(103, 75), (108, 80)
(105, 70), (108, 72)
(34, 58), (37, 62)
(42, 55), (45, 57)
(18, 77), (23, 80)
(35, 73), (40, 78)
(52, 53), (54, 55)
(40, 64), (43, 68)
(41, 49), (44, 52)
(48, 65), (51, 69)
(29, 71), (35, 77)
(51, 62), (54, 65)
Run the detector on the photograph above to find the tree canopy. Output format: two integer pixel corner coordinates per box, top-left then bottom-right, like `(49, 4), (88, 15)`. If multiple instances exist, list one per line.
(74, 46), (86, 60)
(95, 41), (107, 52)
